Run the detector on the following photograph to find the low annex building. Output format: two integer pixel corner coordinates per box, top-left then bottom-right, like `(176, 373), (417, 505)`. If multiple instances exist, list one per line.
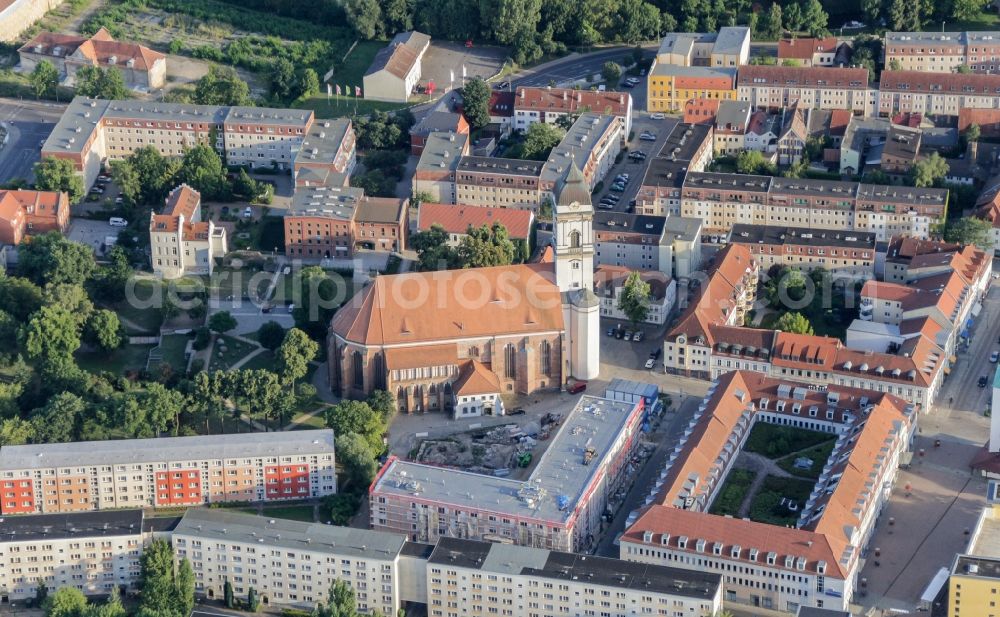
(621, 370), (914, 614)
(362, 31), (430, 103)
(0, 189), (69, 245)
(777, 37), (843, 67)
(513, 86), (633, 137)
(19, 27), (165, 91)
(416, 202), (534, 247)
(594, 265), (676, 325)
(150, 184), (226, 279)
(369, 394), (645, 552)
(0, 431), (337, 515)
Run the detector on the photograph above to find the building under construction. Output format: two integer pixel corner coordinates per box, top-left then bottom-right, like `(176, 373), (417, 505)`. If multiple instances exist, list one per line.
(369, 395), (645, 552)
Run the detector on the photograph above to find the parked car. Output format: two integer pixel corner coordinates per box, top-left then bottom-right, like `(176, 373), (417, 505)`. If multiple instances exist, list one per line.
(639, 132), (657, 141)
(644, 358), (656, 369)
(992, 351), (999, 363)
(980, 376), (990, 388)
(615, 328), (625, 339)
(623, 330), (633, 341)
(649, 348), (661, 360)
(650, 113), (665, 120)
(509, 407), (526, 415)
(109, 217), (128, 227)
(597, 203), (615, 209)
(567, 381), (588, 394)
(606, 327), (615, 337)
(496, 81), (510, 90)
(243, 207), (253, 218)
(633, 331), (644, 343)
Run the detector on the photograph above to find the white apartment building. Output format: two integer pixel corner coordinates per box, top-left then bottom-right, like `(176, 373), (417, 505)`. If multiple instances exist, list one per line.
(173, 508), (404, 614)
(540, 113), (623, 204)
(0, 510), (146, 602)
(737, 65), (876, 117)
(425, 537), (723, 617)
(150, 184), (226, 279)
(0, 432), (337, 515)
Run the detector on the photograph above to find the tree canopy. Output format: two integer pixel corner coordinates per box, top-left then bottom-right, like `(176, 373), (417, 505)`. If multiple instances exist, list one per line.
(617, 271), (650, 327)
(30, 60), (60, 100)
(194, 65), (253, 106)
(520, 122), (565, 160)
(461, 77), (491, 130)
(33, 157), (84, 202)
(774, 311), (814, 335)
(276, 327), (319, 384)
(945, 217), (993, 250)
(325, 400), (387, 453)
(75, 66), (129, 100)
(910, 152), (949, 188)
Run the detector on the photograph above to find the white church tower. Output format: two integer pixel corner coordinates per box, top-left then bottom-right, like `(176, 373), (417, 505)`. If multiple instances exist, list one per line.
(554, 163), (600, 382)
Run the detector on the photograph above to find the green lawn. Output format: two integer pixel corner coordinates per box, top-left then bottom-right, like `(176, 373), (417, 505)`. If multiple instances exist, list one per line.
(254, 216), (286, 253)
(207, 268), (273, 302)
(743, 422), (836, 459)
(776, 440), (837, 480)
(289, 409), (329, 430)
(77, 344), (156, 376)
(208, 334), (259, 371)
(327, 40), (382, 89)
(233, 504), (315, 522)
(749, 476), (815, 527)
(946, 11), (1000, 31)
(297, 95), (411, 117)
(151, 333), (190, 372)
(709, 468), (756, 516)
(239, 349), (278, 372)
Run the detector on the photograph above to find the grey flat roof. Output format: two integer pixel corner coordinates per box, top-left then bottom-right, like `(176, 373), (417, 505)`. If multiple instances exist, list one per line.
(795, 608), (851, 617)
(606, 378), (659, 399)
(296, 118), (352, 167)
(856, 183), (948, 206)
(955, 555), (1000, 580)
(885, 31), (964, 46)
(541, 113), (620, 187)
(457, 156), (543, 177)
(174, 508), (406, 561)
(373, 395), (640, 524)
(714, 26), (750, 55)
(683, 171), (772, 193)
(223, 106), (313, 127)
(416, 132), (467, 172)
(659, 123), (713, 164)
(663, 215), (702, 242)
(288, 185), (363, 220)
(412, 111), (464, 136)
(0, 430), (335, 470)
(0, 509), (143, 543)
(594, 211), (665, 236)
(729, 224), (877, 249)
(657, 32), (716, 57)
(428, 537), (722, 599)
(355, 196), (406, 224)
(42, 97), (110, 155)
(715, 100), (751, 130)
(639, 159), (687, 189)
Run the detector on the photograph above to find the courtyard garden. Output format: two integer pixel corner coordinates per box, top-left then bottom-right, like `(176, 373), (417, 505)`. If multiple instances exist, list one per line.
(748, 476), (816, 527)
(709, 468), (757, 517)
(744, 422), (836, 458)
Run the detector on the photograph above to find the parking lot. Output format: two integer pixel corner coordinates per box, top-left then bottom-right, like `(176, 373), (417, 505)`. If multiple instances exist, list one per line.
(419, 42), (506, 93)
(67, 218), (122, 256)
(593, 115), (680, 214)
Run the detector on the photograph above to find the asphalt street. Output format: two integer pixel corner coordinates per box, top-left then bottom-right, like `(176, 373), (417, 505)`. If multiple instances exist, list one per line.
(511, 47), (644, 88)
(594, 115), (679, 213)
(0, 98), (66, 184)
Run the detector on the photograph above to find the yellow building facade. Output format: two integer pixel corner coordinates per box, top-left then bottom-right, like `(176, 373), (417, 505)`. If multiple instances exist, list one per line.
(647, 64), (737, 113)
(949, 505), (1000, 617)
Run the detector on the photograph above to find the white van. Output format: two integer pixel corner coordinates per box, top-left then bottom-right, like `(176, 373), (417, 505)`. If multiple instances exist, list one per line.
(109, 217), (128, 227)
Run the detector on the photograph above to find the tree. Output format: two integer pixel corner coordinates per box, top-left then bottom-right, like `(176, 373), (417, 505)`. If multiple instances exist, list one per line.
(297, 68), (321, 99)
(314, 580), (359, 617)
(269, 57), (297, 100)
(257, 321), (286, 351)
(344, 0), (382, 38)
(774, 311), (814, 335)
(224, 580), (235, 609)
(19, 233), (94, 288)
(247, 587), (261, 612)
(336, 432), (379, 490)
(521, 122), (565, 160)
(35, 582), (49, 607)
(143, 382), (185, 435)
(411, 224), (460, 270)
(967, 123), (982, 144)
(0, 275), (44, 321)
(458, 222), (516, 268)
(120, 146), (180, 205)
(802, 0), (828, 36)
(615, 0), (660, 44)
(85, 586), (126, 617)
(763, 3), (783, 39)
(945, 217), (994, 249)
(276, 327), (319, 384)
(953, 0), (987, 20)
(83, 309), (123, 352)
(30, 60), (60, 99)
(783, 2), (803, 33)
(139, 539), (188, 617)
(736, 149), (775, 175)
(617, 271), (650, 328)
(293, 266), (344, 340)
(74, 66), (128, 100)
(889, 58), (902, 71)
(43, 587), (87, 617)
(176, 559), (195, 617)
(33, 157), (84, 202)
(601, 61), (622, 87)
(367, 389), (397, 421)
(461, 77), (491, 130)
(481, 0), (542, 46)
(957, 64), (973, 74)
(910, 152), (949, 188)
(325, 400), (387, 453)
(31, 392), (86, 443)
(177, 144), (228, 199)
(208, 310), (238, 334)
(861, 0), (881, 25)
(0, 417), (34, 446)
(21, 305), (81, 364)
(194, 65), (253, 106)
(92, 245), (133, 303)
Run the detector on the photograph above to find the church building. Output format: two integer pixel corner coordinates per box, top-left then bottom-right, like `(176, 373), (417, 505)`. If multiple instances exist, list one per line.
(327, 164), (599, 413)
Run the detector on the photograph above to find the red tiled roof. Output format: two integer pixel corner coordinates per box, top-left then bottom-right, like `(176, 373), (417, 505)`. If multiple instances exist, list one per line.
(778, 37), (839, 60)
(417, 202), (533, 240)
(829, 109), (852, 136)
(453, 359), (501, 396)
(737, 65), (869, 88)
(20, 27), (163, 70)
(880, 70), (1000, 94)
(515, 87), (630, 116)
(489, 91), (515, 118)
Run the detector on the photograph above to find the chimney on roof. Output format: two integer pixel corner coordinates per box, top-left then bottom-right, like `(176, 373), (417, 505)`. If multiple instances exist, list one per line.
(520, 88), (525, 100)
(563, 90), (567, 101)
(576, 92), (582, 103)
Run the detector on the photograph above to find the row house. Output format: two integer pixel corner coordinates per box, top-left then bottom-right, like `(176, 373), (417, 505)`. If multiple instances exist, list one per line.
(412, 132), (469, 204)
(777, 37), (843, 67)
(539, 113), (623, 203)
(654, 28), (751, 68)
(647, 64), (737, 113)
(878, 71), (1000, 118)
(454, 156), (544, 210)
(728, 223), (877, 279)
(737, 65), (875, 116)
(0, 432), (337, 515)
(636, 122), (714, 217)
(885, 31), (1000, 73)
(680, 172), (947, 240)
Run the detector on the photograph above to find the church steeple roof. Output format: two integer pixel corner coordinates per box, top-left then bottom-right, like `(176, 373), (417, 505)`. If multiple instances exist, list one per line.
(556, 162), (591, 207)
